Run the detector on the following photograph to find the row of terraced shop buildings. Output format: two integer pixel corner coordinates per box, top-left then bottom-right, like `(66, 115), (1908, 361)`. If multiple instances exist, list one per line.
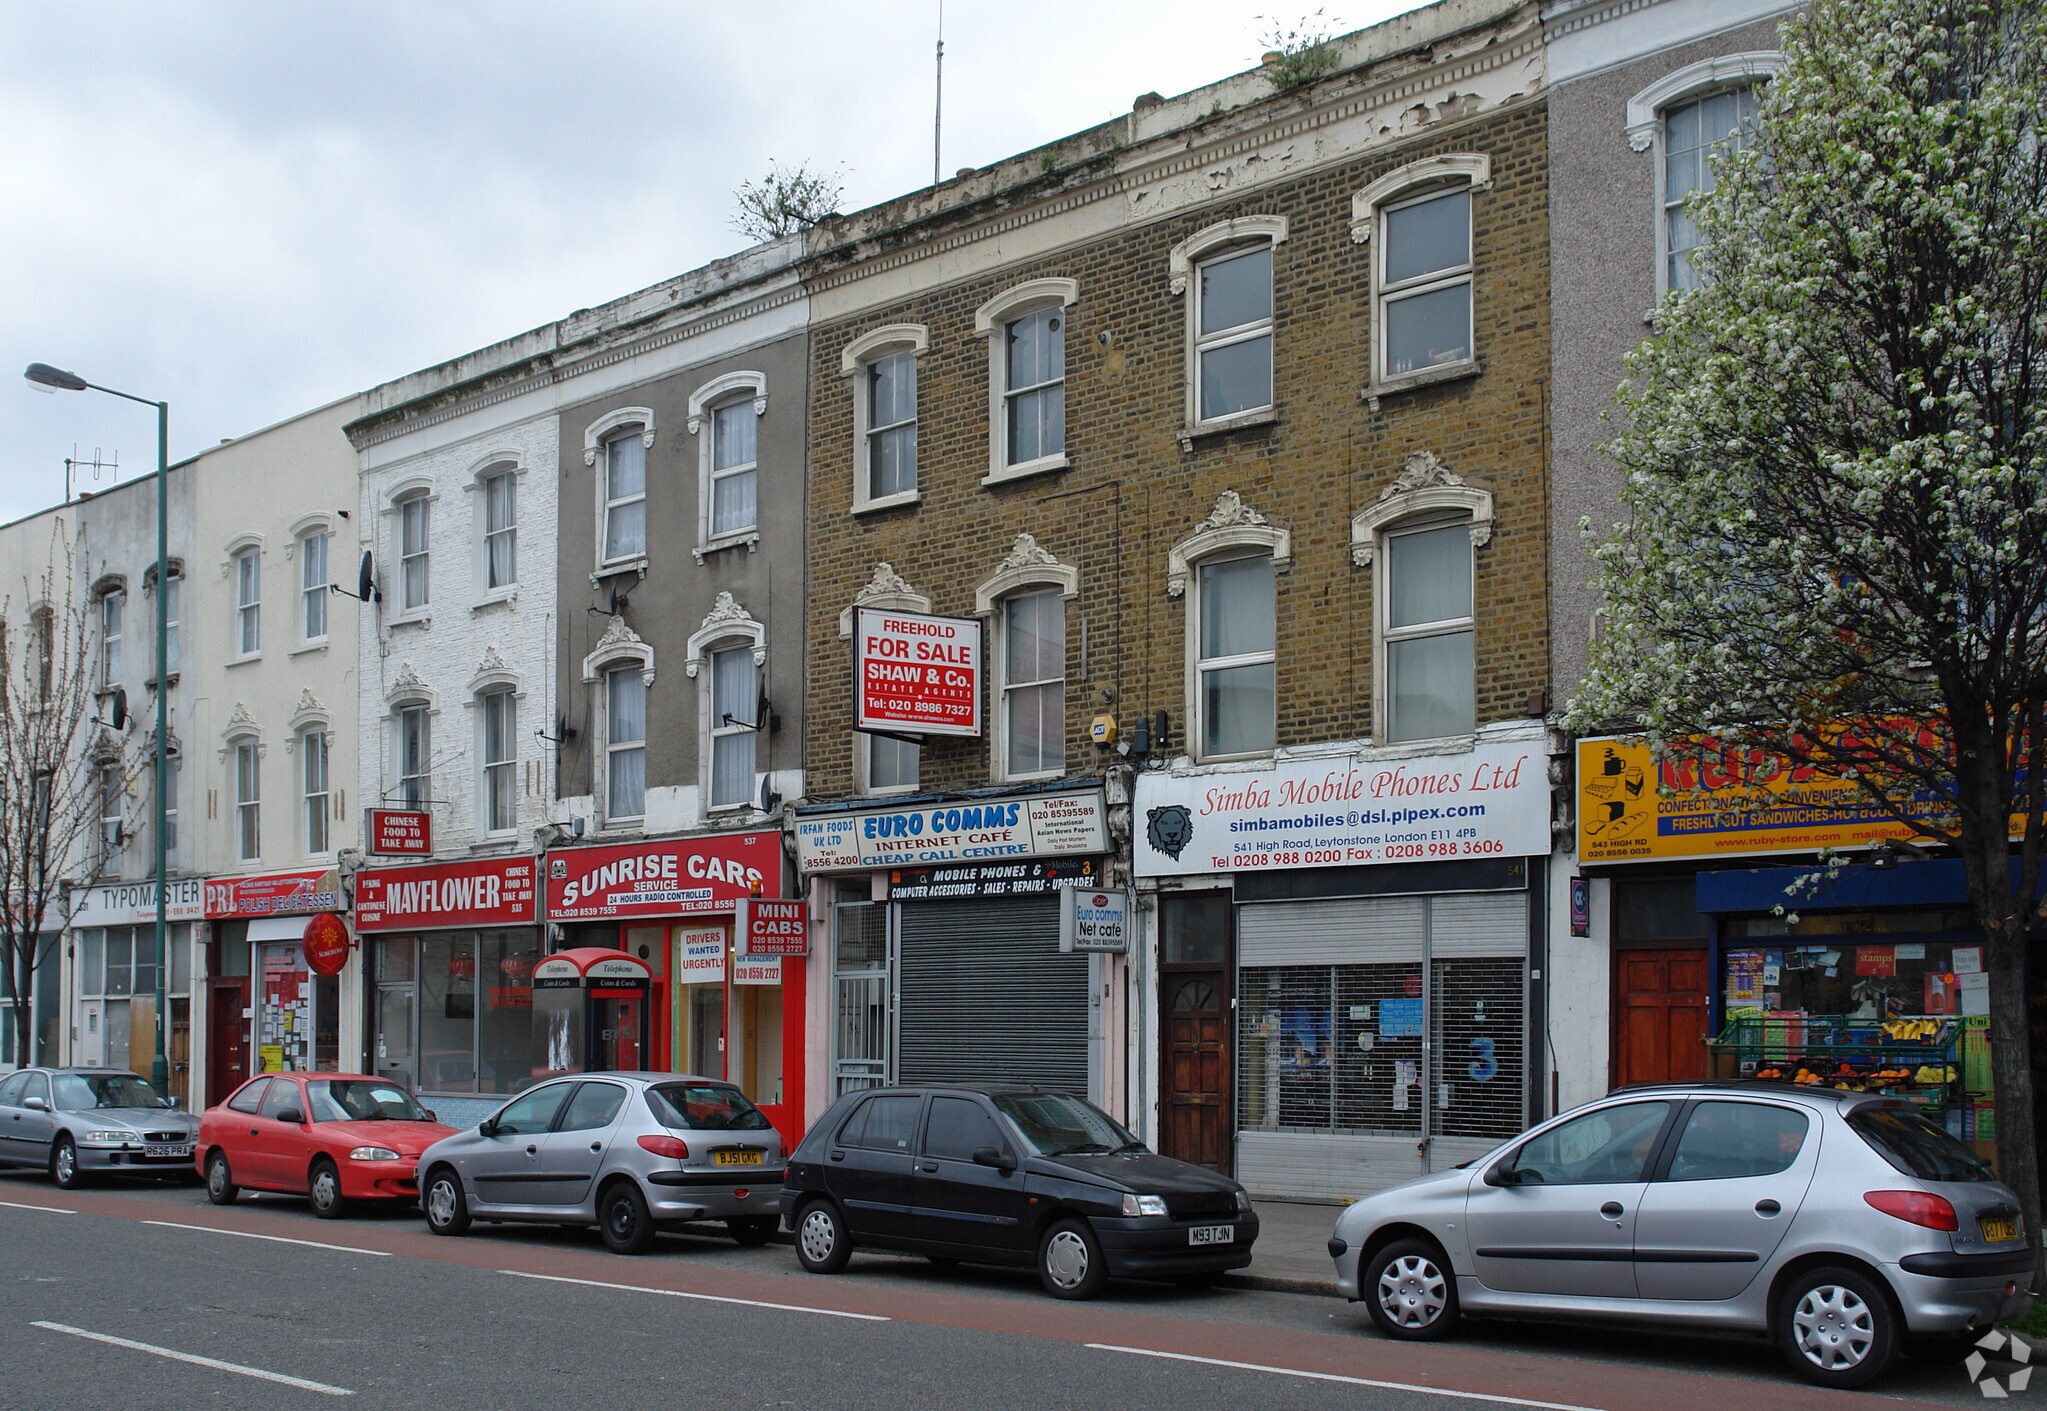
(10, 0), (2003, 1200)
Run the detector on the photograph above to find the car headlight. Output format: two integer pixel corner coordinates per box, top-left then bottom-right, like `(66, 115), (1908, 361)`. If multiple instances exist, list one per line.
(1235, 1188), (1252, 1212)
(1121, 1193), (1169, 1217)
(82, 1130), (130, 1144)
(348, 1146), (402, 1162)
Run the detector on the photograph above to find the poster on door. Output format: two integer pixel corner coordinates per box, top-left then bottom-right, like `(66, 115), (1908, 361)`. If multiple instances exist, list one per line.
(260, 945), (311, 1071)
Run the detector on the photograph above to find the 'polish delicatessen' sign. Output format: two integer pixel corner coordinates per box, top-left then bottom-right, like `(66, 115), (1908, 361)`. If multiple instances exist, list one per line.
(1133, 740), (1550, 877)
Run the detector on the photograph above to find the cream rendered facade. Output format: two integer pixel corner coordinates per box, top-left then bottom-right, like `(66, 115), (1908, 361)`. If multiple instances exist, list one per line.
(186, 396), (367, 1100)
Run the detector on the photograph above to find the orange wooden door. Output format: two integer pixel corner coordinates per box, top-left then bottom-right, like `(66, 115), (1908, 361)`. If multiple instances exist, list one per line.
(1161, 972), (1231, 1172)
(1614, 948), (1709, 1086)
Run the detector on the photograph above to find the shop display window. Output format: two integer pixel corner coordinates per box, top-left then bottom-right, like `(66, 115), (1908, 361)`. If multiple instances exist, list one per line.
(1723, 912), (1981, 1020)
(380, 930), (542, 1095)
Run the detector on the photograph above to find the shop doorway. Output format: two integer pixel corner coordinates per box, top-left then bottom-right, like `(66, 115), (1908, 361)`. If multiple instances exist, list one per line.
(208, 979), (249, 1096)
(1158, 892), (1233, 1172)
(1610, 877), (1710, 1087)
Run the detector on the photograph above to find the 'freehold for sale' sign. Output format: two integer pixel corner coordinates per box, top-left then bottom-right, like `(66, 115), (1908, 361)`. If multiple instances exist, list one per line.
(853, 607), (981, 737)
(1133, 738), (1551, 877)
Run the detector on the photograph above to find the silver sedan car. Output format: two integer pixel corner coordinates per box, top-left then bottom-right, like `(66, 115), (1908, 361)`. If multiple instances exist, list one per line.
(0, 1067), (198, 1188)
(415, 1071), (784, 1254)
(1329, 1083), (2033, 1389)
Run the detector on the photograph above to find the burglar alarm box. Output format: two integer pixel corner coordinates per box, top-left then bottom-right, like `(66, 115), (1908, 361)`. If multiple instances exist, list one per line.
(531, 946), (651, 1078)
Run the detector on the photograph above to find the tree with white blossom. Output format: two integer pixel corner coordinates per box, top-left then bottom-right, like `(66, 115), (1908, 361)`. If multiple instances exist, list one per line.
(1569, 0), (2047, 1272)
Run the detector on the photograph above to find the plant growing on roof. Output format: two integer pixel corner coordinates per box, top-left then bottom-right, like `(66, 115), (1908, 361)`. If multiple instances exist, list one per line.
(1257, 10), (1344, 93)
(731, 160), (845, 243)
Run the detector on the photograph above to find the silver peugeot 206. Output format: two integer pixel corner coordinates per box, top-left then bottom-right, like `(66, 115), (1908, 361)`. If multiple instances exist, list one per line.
(414, 1071), (783, 1254)
(1328, 1083), (2033, 1389)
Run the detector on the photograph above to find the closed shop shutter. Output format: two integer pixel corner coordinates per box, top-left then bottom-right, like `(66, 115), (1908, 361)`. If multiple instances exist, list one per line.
(897, 897), (1088, 1092)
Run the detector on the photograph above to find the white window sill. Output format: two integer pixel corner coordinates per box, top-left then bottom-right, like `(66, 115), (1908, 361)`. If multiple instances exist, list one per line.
(1179, 407), (1276, 448)
(861, 786), (921, 799)
(596, 819), (645, 837)
(226, 654), (263, 669)
(852, 489), (922, 517)
(591, 558), (649, 586)
(1364, 358), (1481, 407)
(694, 532), (761, 565)
(468, 835), (520, 854)
(1194, 748), (1276, 767)
(289, 641), (329, 658)
(1379, 728), (1479, 753)
(388, 612), (431, 630)
(1002, 767), (1067, 785)
(982, 454), (1070, 488)
(471, 588), (518, 612)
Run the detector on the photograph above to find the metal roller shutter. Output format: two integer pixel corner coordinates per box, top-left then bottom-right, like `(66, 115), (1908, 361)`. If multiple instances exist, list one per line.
(1238, 896), (1425, 966)
(896, 897), (1088, 1092)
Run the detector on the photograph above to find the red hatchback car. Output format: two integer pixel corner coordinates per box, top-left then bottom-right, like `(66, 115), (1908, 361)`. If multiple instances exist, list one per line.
(198, 1073), (454, 1218)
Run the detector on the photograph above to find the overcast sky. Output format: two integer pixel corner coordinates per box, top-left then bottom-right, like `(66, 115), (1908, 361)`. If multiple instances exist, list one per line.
(2, 2), (1427, 526)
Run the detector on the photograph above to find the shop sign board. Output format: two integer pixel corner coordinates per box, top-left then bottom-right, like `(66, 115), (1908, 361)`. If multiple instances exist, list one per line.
(734, 956), (782, 986)
(1575, 732), (2027, 864)
(545, 833), (781, 921)
(204, 868), (342, 919)
(1058, 886), (1131, 953)
(1133, 741), (1550, 878)
(795, 790), (1107, 874)
(853, 607), (982, 738)
(367, 809), (432, 856)
(354, 857), (538, 932)
(302, 913), (353, 977)
(677, 929), (726, 983)
(737, 898), (808, 957)
(887, 857), (1101, 900)
(68, 876), (206, 927)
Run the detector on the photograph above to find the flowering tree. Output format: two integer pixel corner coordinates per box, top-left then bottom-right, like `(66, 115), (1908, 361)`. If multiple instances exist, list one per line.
(0, 524), (128, 1068)
(1569, 0), (2047, 1261)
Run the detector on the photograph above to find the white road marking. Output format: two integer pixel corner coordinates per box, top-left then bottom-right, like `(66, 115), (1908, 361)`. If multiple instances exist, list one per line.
(1087, 1345), (1610, 1411)
(0, 1199), (75, 1215)
(32, 1321), (354, 1397)
(142, 1219), (391, 1256)
(499, 1269), (890, 1321)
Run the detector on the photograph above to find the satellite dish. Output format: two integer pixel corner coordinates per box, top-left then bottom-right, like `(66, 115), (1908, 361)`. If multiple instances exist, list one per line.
(357, 550), (377, 603)
(108, 689), (128, 731)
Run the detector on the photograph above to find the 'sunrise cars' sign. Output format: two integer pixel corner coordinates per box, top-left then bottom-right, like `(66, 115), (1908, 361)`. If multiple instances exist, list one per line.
(853, 607), (982, 737)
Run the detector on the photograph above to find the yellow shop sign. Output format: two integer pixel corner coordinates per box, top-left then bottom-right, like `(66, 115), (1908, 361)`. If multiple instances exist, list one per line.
(1576, 735), (1955, 864)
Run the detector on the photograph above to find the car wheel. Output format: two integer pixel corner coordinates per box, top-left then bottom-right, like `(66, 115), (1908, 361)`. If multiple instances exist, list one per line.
(1365, 1238), (1460, 1341)
(205, 1151), (239, 1205)
(308, 1158), (346, 1220)
(795, 1200), (851, 1274)
(1776, 1265), (1899, 1389)
(1038, 1217), (1107, 1301)
(423, 1168), (469, 1236)
(50, 1135), (84, 1190)
(728, 1215), (777, 1247)
(598, 1180), (656, 1255)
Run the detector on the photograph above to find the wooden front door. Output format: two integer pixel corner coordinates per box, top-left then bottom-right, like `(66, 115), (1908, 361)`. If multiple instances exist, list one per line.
(207, 978), (249, 1103)
(1614, 947), (1709, 1086)
(1160, 971), (1231, 1172)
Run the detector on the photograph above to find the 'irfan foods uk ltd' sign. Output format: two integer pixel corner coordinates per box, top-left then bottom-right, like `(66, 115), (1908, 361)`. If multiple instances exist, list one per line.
(853, 607), (982, 738)
(1133, 740), (1550, 877)
(794, 790), (1106, 873)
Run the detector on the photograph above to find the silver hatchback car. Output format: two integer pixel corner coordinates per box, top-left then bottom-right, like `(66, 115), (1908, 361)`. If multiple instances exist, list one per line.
(415, 1072), (784, 1254)
(1329, 1083), (2033, 1389)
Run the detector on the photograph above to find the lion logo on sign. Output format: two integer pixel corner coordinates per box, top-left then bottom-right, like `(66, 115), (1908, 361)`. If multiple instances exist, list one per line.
(1147, 805), (1194, 861)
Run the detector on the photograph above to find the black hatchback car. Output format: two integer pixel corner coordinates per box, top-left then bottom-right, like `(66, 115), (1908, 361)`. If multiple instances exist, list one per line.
(781, 1085), (1257, 1299)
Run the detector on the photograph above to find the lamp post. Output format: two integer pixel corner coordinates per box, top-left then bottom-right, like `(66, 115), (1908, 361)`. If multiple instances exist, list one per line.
(24, 362), (172, 1097)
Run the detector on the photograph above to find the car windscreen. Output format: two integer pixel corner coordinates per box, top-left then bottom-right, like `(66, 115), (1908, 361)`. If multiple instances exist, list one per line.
(51, 1073), (166, 1112)
(992, 1092), (1143, 1157)
(646, 1083), (772, 1132)
(1850, 1106), (1995, 1182)
(305, 1080), (429, 1124)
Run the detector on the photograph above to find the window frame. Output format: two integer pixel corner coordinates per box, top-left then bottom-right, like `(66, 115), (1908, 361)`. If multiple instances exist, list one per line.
(583, 407), (656, 576)
(705, 644), (758, 813)
(481, 466), (518, 595)
(1377, 515), (1477, 745)
(97, 760), (123, 875)
(687, 372), (767, 562)
(396, 492), (431, 616)
(1190, 551), (1278, 763)
(301, 727), (331, 858)
(231, 544), (261, 659)
(97, 585), (124, 691)
(161, 748), (179, 868)
(299, 529), (329, 646)
(841, 324), (929, 515)
(687, 593), (768, 817)
(1352, 154), (1490, 400)
(974, 279), (1078, 484)
(232, 737), (261, 863)
(395, 702), (431, 812)
(1169, 493), (1290, 762)
(158, 569), (180, 680)
(479, 687), (516, 836)
(604, 666), (647, 825)
(1168, 217), (1287, 440)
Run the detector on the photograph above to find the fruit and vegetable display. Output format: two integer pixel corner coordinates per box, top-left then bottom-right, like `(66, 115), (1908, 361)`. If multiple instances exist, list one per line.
(1733, 1017), (1959, 1095)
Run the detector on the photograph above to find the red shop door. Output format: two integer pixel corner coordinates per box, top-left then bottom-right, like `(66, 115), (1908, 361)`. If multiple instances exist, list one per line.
(207, 978), (250, 1102)
(1614, 947), (1709, 1086)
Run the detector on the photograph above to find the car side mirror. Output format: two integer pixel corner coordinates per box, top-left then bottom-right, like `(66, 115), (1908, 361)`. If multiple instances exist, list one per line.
(421, 1108), (437, 1122)
(167, 1096), (182, 1110)
(22, 1096), (48, 1112)
(1483, 1157), (1521, 1188)
(972, 1145), (1017, 1173)
(479, 1119), (498, 1138)
(277, 1107), (305, 1126)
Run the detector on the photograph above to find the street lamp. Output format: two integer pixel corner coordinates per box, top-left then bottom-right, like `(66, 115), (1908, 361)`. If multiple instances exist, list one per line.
(24, 362), (173, 1098)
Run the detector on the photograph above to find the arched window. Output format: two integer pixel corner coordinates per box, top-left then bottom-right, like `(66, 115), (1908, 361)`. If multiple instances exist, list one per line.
(583, 614), (654, 825)
(688, 372), (768, 560)
(1170, 494), (1289, 760)
(841, 325), (928, 514)
(1626, 53), (1784, 295)
(688, 594), (767, 814)
(1170, 217), (1287, 437)
(1353, 154), (1491, 396)
(977, 534), (1078, 781)
(974, 280), (1078, 482)
(585, 408), (656, 573)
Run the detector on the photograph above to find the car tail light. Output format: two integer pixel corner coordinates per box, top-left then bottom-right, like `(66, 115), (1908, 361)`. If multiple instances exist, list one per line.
(1864, 1189), (1959, 1231)
(638, 1135), (690, 1159)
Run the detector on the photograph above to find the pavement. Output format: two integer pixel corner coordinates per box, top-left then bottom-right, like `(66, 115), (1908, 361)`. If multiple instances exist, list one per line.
(1233, 1197), (1342, 1294)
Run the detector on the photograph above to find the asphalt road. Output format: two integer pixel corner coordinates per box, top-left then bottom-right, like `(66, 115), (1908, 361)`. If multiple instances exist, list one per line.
(0, 1169), (1992, 1410)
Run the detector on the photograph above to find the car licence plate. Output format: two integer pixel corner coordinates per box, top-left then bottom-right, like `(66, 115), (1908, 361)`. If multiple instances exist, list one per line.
(1188, 1224), (1233, 1246)
(1981, 1215), (2020, 1243)
(145, 1144), (193, 1159)
(714, 1149), (763, 1167)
